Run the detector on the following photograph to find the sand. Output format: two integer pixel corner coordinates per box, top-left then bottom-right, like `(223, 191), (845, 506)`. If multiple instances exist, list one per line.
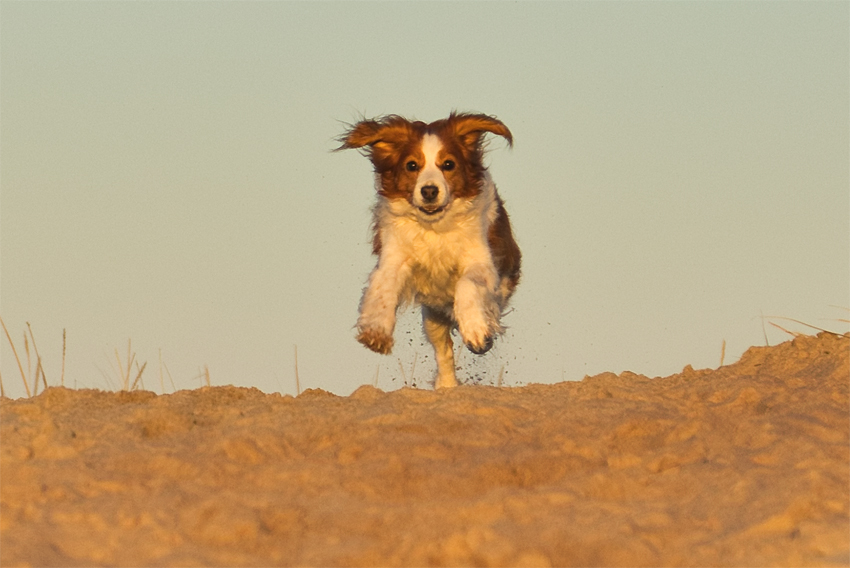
(1, 332), (848, 567)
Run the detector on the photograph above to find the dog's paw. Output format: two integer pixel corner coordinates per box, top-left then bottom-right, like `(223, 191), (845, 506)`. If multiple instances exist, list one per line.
(357, 327), (394, 355)
(465, 335), (494, 355)
(457, 308), (500, 356)
(458, 318), (496, 355)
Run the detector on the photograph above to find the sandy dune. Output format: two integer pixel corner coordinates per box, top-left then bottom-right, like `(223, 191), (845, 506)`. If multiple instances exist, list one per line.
(1, 333), (848, 567)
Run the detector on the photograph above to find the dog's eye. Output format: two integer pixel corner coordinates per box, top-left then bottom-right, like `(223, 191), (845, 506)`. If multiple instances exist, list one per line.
(441, 160), (456, 171)
(405, 161), (419, 172)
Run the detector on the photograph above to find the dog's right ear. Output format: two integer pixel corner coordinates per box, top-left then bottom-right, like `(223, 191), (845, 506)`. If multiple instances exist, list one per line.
(335, 120), (385, 150)
(334, 115), (413, 156)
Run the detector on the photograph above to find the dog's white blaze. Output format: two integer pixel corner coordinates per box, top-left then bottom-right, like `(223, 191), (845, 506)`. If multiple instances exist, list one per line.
(421, 133), (442, 167)
(413, 134), (449, 209)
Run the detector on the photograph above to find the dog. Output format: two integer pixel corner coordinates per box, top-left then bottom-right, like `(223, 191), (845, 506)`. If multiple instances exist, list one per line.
(337, 112), (520, 389)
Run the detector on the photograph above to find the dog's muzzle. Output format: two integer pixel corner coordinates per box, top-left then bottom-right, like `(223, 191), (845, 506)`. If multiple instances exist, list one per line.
(417, 184), (447, 216)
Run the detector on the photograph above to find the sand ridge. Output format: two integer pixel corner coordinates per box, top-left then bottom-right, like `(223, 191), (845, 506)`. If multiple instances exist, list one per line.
(1, 332), (848, 566)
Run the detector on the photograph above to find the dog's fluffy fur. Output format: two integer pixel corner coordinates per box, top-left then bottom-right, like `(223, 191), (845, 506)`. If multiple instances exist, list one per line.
(337, 112), (520, 388)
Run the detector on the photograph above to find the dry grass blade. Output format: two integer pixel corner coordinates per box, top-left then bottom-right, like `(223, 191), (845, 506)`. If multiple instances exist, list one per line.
(27, 323), (48, 394)
(830, 305), (849, 325)
(61, 329), (66, 387)
(32, 358), (46, 397)
(397, 359), (407, 385)
(126, 341), (134, 389)
(131, 362), (147, 391)
(760, 311), (770, 347)
(24, 334), (32, 393)
(294, 345), (301, 395)
(107, 340), (147, 391)
(765, 315), (843, 336)
(769, 321), (802, 338)
(157, 348), (177, 393)
(193, 366), (211, 388)
(0, 316), (31, 397)
(115, 341), (137, 391)
(163, 360), (176, 392)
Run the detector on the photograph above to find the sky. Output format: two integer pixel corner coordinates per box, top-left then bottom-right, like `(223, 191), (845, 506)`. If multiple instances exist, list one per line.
(1, 1), (848, 400)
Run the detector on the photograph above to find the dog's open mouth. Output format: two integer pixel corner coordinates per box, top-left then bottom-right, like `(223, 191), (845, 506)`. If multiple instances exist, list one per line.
(418, 206), (445, 216)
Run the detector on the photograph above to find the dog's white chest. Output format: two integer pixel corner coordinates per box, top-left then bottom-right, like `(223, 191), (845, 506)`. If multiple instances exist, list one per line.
(389, 214), (487, 308)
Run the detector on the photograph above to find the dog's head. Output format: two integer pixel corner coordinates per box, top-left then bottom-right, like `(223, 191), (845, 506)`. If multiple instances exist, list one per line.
(337, 113), (512, 222)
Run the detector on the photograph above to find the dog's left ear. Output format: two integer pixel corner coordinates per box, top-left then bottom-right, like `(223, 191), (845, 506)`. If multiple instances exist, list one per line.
(449, 113), (513, 151)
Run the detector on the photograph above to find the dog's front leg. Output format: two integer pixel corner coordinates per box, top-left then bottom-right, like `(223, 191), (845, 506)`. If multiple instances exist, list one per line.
(356, 259), (411, 355)
(454, 263), (502, 355)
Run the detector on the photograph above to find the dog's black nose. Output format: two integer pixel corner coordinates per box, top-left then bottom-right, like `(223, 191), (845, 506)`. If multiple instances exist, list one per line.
(420, 185), (439, 202)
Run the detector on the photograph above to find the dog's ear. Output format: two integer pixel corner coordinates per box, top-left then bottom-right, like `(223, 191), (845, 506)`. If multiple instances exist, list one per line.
(448, 113), (513, 152)
(335, 116), (414, 156)
(336, 120), (385, 150)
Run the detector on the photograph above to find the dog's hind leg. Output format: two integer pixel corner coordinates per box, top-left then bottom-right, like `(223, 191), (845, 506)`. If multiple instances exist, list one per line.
(422, 307), (458, 389)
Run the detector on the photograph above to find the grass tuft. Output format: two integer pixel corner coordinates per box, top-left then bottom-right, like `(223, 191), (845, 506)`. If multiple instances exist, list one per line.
(98, 339), (148, 392)
(2, 318), (213, 397)
(764, 314), (847, 338)
(1, 317), (32, 397)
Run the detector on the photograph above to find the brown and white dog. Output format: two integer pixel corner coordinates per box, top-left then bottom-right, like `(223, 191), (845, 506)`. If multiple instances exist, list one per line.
(337, 112), (520, 389)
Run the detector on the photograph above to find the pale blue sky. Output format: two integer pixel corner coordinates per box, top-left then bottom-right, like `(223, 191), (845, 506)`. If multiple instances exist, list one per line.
(2, 1), (848, 399)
